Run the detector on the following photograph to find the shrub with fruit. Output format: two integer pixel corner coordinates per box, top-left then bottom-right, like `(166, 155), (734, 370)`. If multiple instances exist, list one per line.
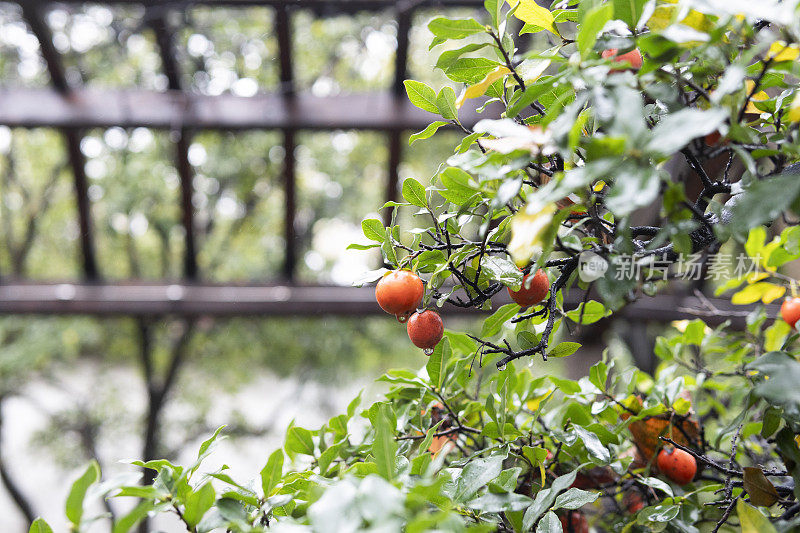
(30, 0), (800, 532)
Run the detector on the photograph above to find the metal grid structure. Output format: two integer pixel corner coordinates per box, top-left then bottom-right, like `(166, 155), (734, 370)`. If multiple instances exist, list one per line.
(0, 0), (754, 321)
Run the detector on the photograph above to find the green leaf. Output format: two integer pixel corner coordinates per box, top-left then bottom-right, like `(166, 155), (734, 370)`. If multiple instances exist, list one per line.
(440, 167), (478, 205)
(427, 338), (450, 389)
(566, 301), (610, 324)
(536, 511), (562, 533)
(637, 476), (673, 497)
(485, 0), (503, 26)
(481, 303), (519, 337)
(637, 503), (680, 524)
(605, 166), (661, 216)
(747, 351), (800, 424)
(577, 3), (613, 56)
(737, 499), (778, 533)
(522, 469), (578, 530)
(28, 519), (53, 533)
(455, 454), (505, 502)
(573, 426), (611, 463)
(65, 460), (100, 527)
(428, 17), (486, 41)
(404, 80), (439, 113)
(481, 255), (523, 286)
(361, 219), (386, 241)
(260, 449), (284, 496)
(728, 173), (800, 236)
(646, 108), (727, 155)
(435, 43), (490, 71)
(437, 87), (458, 120)
(285, 426), (316, 456)
(552, 487), (600, 510)
(547, 342), (581, 358)
(112, 501), (154, 533)
(183, 482), (215, 528)
(507, 76), (561, 117)
(410, 121), (448, 145)
(402, 178), (428, 208)
(372, 404), (398, 481)
(613, 0), (648, 28)
(468, 492), (532, 513)
(445, 57), (501, 84)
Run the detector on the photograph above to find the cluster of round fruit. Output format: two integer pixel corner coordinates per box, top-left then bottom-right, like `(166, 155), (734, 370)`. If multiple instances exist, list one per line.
(375, 269), (551, 354)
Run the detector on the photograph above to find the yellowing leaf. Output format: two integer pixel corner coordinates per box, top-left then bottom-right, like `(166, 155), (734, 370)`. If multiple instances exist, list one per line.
(506, 0), (558, 35)
(788, 92), (800, 123)
(731, 282), (786, 305)
(456, 65), (510, 108)
(508, 202), (557, 266)
(744, 79), (770, 114)
(743, 467), (779, 507)
(525, 389), (553, 411)
(737, 499), (778, 533)
(648, 1), (712, 34)
(761, 284), (787, 303)
(517, 58), (551, 82)
(593, 180), (607, 192)
(766, 41), (800, 62)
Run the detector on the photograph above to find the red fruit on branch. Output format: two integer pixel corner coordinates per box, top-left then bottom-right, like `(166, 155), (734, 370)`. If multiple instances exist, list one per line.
(559, 511), (589, 533)
(624, 490), (645, 514)
(407, 310), (444, 353)
(508, 269), (550, 307)
(375, 270), (424, 322)
(781, 297), (800, 328)
(602, 48), (643, 71)
(657, 447), (697, 485)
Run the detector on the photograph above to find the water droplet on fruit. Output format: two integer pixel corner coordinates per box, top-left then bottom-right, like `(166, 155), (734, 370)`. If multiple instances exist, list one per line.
(423, 348), (434, 356)
(396, 313), (408, 323)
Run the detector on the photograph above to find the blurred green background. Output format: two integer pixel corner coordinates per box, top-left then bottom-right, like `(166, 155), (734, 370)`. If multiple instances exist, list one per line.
(0, 3), (492, 530)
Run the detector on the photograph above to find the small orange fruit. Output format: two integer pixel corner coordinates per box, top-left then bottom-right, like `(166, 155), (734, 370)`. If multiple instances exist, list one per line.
(602, 48), (643, 71)
(407, 310), (444, 352)
(375, 270), (424, 322)
(781, 297), (800, 328)
(657, 447), (697, 485)
(508, 269), (550, 307)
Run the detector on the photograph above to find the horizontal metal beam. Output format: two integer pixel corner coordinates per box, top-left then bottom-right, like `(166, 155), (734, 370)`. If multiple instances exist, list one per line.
(21, 0), (484, 8)
(0, 283), (775, 324)
(0, 89), (490, 131)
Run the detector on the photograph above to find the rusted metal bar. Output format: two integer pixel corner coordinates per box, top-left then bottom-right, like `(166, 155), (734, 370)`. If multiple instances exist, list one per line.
(0, 283), (772, 326)
(19, 0), (484, 9)
(0, 89), (498, 130)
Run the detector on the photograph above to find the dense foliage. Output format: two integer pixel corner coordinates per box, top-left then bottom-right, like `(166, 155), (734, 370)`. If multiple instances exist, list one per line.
(25, 0), (800, 531)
